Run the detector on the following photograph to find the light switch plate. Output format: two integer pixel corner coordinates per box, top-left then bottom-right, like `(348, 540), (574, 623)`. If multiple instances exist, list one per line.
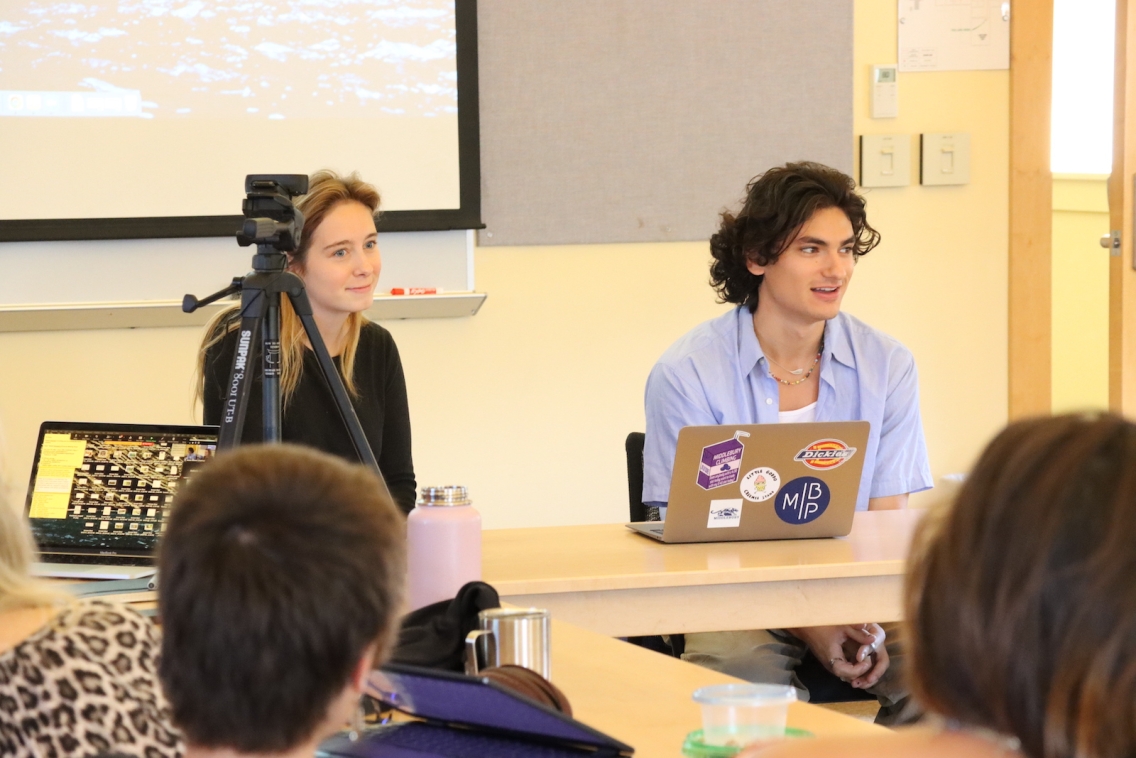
(920, 133), (970, 186)
(859, 134), (910, 188)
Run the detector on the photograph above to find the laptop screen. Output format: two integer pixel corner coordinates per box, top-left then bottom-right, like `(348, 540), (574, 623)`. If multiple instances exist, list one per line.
(26, 422), (219, 556)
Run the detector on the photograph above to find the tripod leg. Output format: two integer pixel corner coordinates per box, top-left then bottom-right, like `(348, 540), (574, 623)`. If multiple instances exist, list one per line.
(286, 290), (392, 500)
(217, 314), (263, 450)
(263, 293), (282, 443)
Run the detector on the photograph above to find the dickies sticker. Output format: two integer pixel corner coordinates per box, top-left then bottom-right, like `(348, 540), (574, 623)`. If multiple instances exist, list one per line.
(707, 499), (743, 528)
(775, 477), (830, 524)
(696, 431), (751, 490)
(793, 439), (857, 471)
(740, 467), (780, 502)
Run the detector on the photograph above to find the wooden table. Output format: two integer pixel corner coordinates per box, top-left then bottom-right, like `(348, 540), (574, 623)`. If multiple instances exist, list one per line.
(551, 618), (883, 756)
(484, 510), (924, 636)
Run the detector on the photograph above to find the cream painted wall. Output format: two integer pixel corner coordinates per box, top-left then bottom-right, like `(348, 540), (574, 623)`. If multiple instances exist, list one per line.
(1051, 175), (1110, 412)
(0, 0), (1010, 528)
(0, 246), (730, 529)
(849, 1), (1009, 491)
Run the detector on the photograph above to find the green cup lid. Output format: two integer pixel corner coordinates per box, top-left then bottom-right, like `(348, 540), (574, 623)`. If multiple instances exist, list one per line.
(681, 728), (813, 757)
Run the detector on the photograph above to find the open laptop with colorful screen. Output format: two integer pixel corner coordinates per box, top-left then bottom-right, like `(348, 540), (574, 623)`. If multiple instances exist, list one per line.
(627, 421), (869, 543)
(25, 421), (219, 579)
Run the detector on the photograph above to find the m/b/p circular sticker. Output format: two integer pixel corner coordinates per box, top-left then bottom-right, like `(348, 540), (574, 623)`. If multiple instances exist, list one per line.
(775, 476), (831, 524)
(740, 467), (781, 502)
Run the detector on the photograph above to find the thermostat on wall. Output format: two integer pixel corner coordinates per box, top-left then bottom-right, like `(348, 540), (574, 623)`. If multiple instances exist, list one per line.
(871, 65), (898, 119)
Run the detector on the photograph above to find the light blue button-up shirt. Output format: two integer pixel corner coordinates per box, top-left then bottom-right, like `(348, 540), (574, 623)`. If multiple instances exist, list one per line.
(643, 306), (933, 512)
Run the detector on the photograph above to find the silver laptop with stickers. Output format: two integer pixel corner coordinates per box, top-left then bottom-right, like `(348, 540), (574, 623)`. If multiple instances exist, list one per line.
(627, 421), (870, 543)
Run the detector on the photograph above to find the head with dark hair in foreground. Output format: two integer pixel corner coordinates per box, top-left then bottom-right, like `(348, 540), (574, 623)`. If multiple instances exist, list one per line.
(158, 444), (405, 755)
(906, 413), (1136, 758)
(709, 161), (880, 312)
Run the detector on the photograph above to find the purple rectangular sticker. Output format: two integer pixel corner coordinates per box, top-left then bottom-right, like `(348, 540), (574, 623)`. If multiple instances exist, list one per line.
(697, 431), (750, 490)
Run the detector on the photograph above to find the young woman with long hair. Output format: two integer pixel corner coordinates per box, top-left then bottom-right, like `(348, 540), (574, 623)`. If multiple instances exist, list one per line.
(198, 170), (416, 513)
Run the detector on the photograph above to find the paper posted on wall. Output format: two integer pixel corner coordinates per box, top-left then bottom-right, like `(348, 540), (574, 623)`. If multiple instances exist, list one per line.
(898, 0), (1010, 72)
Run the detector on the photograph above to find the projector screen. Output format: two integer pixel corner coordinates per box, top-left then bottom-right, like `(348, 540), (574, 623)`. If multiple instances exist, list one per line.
(0, 0), (481, 241)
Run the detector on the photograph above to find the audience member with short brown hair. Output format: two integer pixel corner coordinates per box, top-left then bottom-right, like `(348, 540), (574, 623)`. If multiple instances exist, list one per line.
(158, 444), (404, 758)
(750, 413), (1136, 758)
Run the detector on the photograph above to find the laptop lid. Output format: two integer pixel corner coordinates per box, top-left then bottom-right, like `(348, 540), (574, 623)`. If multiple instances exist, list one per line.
(650, 421), (869, 543)
(318, 664), (633, 756)
(25, 421), (219, 562)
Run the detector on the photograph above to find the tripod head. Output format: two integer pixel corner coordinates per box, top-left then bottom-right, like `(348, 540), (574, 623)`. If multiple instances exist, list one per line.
(184, 174), (310, 313)
(238, 174), (309, 271)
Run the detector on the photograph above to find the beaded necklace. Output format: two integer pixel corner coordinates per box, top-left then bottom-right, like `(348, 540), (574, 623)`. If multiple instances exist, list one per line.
(765, 336), (824, 387)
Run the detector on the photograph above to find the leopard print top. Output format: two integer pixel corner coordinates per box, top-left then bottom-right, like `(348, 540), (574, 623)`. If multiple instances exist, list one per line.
(0, 601), (183, 758)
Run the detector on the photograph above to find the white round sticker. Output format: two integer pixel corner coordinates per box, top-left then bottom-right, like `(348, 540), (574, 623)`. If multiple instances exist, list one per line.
(740, 467), (781, 502)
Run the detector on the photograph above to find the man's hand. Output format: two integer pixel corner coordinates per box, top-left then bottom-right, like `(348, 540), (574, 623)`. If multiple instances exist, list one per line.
(786, 624), (889, 689)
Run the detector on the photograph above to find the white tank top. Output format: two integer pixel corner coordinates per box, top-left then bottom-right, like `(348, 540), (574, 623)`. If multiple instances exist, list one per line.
(778, 401), (817, 424)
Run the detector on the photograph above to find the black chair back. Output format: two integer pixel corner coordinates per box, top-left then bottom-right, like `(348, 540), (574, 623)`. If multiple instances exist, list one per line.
(625, 432), (647, 522)
(624, 431), (683, 656)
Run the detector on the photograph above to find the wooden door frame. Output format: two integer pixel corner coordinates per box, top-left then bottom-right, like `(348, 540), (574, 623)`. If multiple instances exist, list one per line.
(1009, 0), (1053, 419)
(1110, 0), (1136, 411)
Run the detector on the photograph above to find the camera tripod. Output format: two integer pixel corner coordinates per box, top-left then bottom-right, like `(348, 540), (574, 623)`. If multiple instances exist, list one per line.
(184, 175), (390, 499)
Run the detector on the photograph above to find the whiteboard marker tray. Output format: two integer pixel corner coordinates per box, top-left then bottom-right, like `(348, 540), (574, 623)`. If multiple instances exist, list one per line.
(0, 293), (487, 332)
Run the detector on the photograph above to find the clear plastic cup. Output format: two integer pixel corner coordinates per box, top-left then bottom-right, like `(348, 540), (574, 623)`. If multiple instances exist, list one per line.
(691, 683), (798, 747)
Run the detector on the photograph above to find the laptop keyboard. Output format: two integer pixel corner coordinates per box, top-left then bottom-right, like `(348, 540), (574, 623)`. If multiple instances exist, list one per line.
(42, 553), (152, 566)
(347, 722), (614, 757)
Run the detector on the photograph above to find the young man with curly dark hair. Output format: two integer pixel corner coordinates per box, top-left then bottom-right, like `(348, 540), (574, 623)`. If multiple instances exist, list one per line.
(643, 161), (932, 721)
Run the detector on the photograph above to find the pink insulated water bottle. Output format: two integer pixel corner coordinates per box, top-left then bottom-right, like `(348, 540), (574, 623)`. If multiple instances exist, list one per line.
(406, 485), (482, 611)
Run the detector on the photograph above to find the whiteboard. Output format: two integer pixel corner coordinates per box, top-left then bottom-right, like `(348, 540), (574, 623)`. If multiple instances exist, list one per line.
(0, 230), (478, 331)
